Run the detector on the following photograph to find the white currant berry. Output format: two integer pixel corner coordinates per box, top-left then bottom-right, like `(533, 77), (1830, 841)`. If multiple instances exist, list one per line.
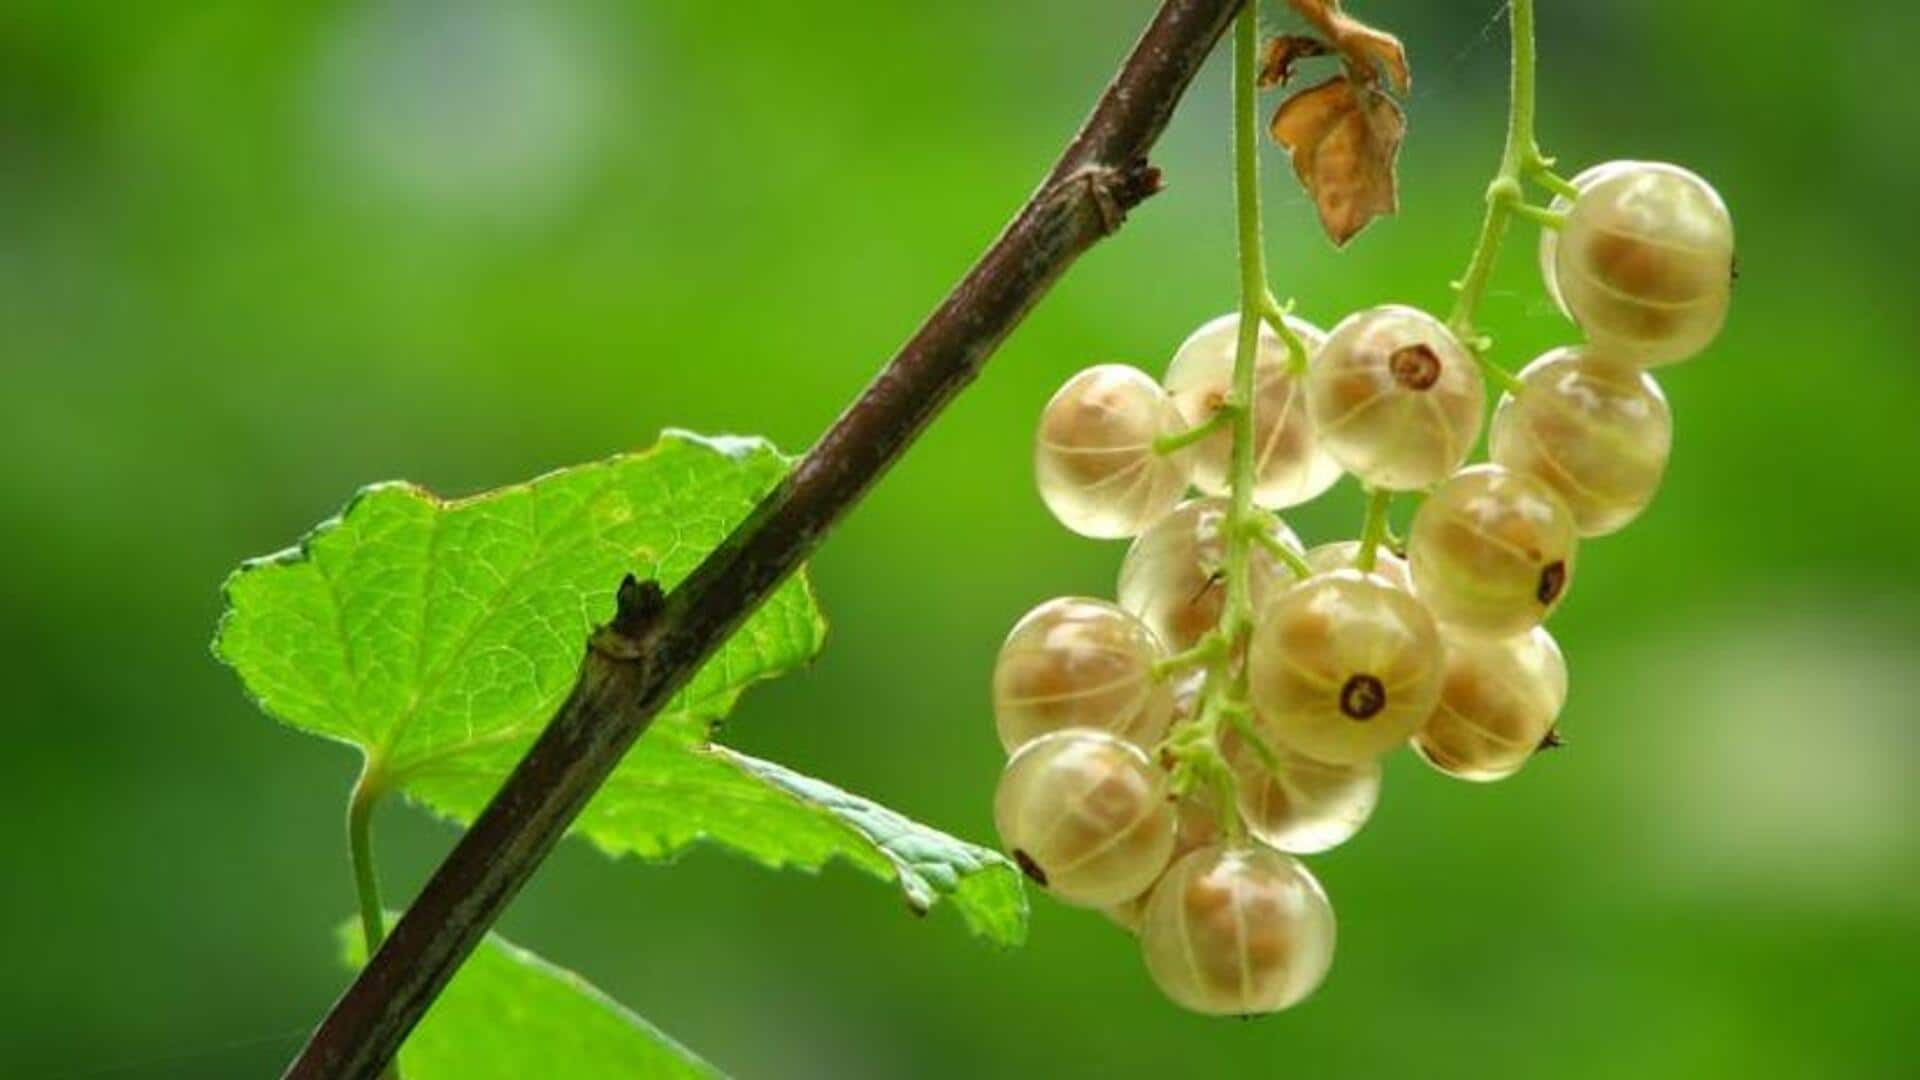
(1305, 305), (1485, 490)
(1247, 570), (1445, 765)
(1117, 497), (1303, 653)
(1490, 346), (1673, 536)
(1408, 464), (1579, 637)
(1551, 161), (1734, 365)
(1139, 843), (1336, 1016)
(1034, 364), (1193, 539)
(1414, 627), (1568, 782)
(1303, 540), (1412, 591)
(994, 730), (1177, 907)
(1222, 727), (1380, 854)
(992, 597), (1174, 754)
(1163, 313), (1343, 509)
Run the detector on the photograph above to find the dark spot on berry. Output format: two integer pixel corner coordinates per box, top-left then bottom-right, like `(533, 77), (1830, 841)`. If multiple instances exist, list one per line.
(1729, 253), (1739, 285)
(1537, 727), (1566, 751)
(1388, 344), (1441, 390)
(1339, 674), (1387, 720)
(1013, 849), (1049, 887)
(1536, 560), (1567, 605)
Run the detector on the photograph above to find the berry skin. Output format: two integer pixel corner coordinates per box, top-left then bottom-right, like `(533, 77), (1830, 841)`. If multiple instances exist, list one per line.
(1139, 843), (1336, 1016)
(1537, 161), (1633, 315)
(1247, 570), (1445, 765)
(992, 597), (1174, 754)
(1490, 347), (1673, 536)
(1104, 796), (1221, 932)
(1034, 364), (1193, 539)
(1304, 305), (1485, 490)
(1163, 313), (1343, 509)
(1413, 627), (1568, 782)
(1408, 464), (1579, 637)
(1117, 497), (1303, 653)
(1303, 540), (1412, 591)
(1223, 727), (1380, 854)
(1549, 161), (1734, 365)
(994, 730), (1177, 908)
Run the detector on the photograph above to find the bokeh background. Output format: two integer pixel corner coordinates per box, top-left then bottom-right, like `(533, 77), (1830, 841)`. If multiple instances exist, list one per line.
(4, 1), (1917, 1077)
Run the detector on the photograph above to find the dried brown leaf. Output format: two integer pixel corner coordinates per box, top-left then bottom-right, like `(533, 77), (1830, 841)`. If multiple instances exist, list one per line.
(1258, 34), (1331, 90)
(1284, 0), (1411, 93)
(1269, 75), (1405, 246)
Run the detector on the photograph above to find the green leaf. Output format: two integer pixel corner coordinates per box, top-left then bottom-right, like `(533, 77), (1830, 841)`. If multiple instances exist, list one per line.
(217, 430), (1024, 943)
(342, 919), (722, 1079)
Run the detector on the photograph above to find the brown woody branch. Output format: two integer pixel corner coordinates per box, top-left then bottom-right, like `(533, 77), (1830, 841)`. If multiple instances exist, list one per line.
(286, 2), (1243, 1075)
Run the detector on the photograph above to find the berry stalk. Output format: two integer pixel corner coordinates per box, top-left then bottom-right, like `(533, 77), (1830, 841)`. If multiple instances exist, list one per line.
(1447, 0), (1549, 374)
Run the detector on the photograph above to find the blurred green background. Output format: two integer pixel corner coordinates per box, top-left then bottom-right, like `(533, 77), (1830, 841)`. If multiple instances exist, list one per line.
(4, 1), (1917, 1076)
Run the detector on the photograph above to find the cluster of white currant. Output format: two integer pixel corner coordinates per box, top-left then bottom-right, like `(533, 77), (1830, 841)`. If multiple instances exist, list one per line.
(990, 159), (1732, 1016)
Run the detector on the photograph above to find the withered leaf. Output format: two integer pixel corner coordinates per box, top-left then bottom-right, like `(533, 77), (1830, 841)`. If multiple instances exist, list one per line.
(1258, 34), (1331, 90)
(1284, 0), (1411, 94)
(1270, 75), (1406, 247)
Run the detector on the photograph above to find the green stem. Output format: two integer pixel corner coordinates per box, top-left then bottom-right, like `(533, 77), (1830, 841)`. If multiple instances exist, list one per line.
(1260, 293), (1311, 374)
(1249, 520), (1314, 579)
(1512, 202), (1566, 230)
(349, 761), (404, 1080)
(349, 760), (389, 953)
(1447, 0), (1542, 349)
(1221, 0), (1266, 643)
(1532, 167), (1580, 200)
(1152, 632), (1230, 680)
(1153, 406), (1238, 455)
(1356, 488), (1393, 573)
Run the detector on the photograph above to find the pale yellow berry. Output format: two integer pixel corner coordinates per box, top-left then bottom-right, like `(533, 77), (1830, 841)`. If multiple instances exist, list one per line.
(1490, 346), (1673, 536)
(1139, 844), (1336, 1016)
(1305, 305), (1484, 490)
(1303, 540), (1412, 591)
(1223, 727), (1380, 854)
(1407, 465), (1579, 637)
(1034, 364), (1193, 538)
(1414, 628), (1568, 782)
(994, 730), (1176, 907)
(992, 597), (1173, 754)
(1247, 570), (1444, 765)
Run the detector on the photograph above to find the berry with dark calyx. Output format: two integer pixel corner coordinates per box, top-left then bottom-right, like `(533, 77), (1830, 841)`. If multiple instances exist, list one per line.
(1035, 364), (1194, 539)
(1413, 627), (1568, 782)
(1163, 313), (1343, 509)
(1407, 464), (1579, 637)
(994, 730), (1177, 908)
(1139, 843), (1336, 1016)
(992, 597), (1174, 754)
(1247, 570), (1445, 765)
(1304, 305), (1484, 490)
(1490, 346), (1673, 537)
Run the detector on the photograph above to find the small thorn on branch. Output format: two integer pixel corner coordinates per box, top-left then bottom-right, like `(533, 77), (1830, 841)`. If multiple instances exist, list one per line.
(595, 575), (666, 658)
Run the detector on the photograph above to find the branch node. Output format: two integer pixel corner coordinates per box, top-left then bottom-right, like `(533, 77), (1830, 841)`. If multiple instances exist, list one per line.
(592, 575), (666, 660)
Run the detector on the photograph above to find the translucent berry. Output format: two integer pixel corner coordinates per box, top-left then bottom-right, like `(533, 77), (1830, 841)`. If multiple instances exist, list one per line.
(1139, 844), (1336, 1016)
(1104, 796), (1221, 933)
(1304, 305), (1484, 490)
(1117, 497), (1303, 653)
(1034, 364), (1193, 538)
(1222, 728), (1380, 854)
(1550, 161), (1734, 365)
(1490, 347), (1673, 536)
(1408, 464), (1579, 637)
(1163, 313), (1343, 509)
(1414, 627), (1568, 782)
(1303, 540), (1411, 591)
(1247, 570), (1444, 765)
(992, 597), (1174, 754)
(994, 730), (1177, 907)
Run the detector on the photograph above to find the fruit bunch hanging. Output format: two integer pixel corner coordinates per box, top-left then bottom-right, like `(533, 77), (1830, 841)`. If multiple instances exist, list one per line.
(989, 0), (1733, 1016)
